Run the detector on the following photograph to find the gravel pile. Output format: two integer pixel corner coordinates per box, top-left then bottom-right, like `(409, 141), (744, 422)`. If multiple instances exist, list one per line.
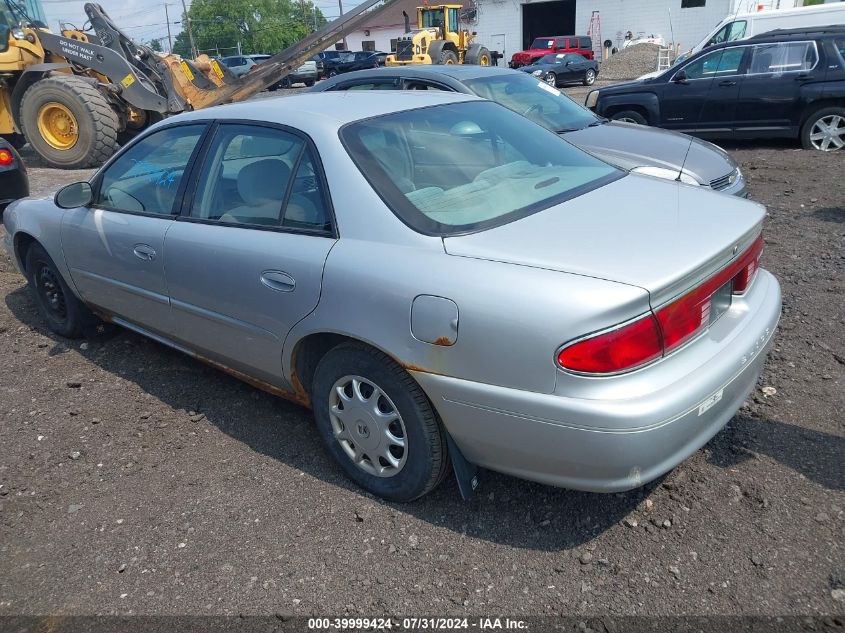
(599, 43), (661, 81)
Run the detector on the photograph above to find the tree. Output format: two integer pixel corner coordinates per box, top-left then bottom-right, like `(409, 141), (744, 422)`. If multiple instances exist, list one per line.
(149, 38), (163, 52)
(171, 0), (327, 58)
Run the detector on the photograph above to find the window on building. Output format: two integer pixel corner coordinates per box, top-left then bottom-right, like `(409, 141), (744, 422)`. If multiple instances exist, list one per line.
(362, 40), (375, 51)
(681, 0), (706, 7)
(334, 42), (346, 50)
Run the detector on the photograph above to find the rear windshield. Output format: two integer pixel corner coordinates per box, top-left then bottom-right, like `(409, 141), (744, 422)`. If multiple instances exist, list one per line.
(463, 72), (599, 133)
(340, 101), (619, 236)
(531, 38), (556, 49)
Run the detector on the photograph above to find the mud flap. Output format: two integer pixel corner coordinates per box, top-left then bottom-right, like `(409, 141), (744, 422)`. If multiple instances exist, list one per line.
(445, 432), (480, 499)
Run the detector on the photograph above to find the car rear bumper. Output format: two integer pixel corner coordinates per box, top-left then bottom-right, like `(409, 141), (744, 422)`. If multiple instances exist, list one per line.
(411, 270), (781, 492)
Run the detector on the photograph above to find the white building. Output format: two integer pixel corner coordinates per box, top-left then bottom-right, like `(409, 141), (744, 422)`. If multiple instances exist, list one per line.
(332, 0), (420, 51)
(469, 0), (804, 63)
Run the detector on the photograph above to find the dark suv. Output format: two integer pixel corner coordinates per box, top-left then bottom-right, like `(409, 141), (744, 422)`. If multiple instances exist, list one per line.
(585, 26), (845, 150)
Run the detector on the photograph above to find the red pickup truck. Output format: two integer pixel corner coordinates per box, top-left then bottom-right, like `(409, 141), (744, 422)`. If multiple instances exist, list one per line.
(510, 35), (594, 67)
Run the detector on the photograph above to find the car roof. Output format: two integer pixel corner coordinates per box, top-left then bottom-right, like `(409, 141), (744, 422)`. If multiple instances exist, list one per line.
(319, 64), (521, 86)
(749, 25), (845, 40)
(171, 91), (480, 130)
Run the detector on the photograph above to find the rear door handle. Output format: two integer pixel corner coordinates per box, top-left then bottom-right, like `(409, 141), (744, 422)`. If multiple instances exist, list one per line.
(260, 270), (296, 293)
(795, 74), (813, 81)
(133, 244), (156, 261)
(718, 80), (737, 87)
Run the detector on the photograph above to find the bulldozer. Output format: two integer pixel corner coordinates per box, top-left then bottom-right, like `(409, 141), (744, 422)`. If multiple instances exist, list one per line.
(386, 3), (490, 66)
(0, 0), (402, 169)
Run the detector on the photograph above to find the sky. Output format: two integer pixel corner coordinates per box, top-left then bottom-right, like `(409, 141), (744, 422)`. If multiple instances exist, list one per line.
(39, 0), (363, 54)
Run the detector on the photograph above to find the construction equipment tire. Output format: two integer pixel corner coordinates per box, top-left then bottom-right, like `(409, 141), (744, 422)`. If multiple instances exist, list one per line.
(20, 74), (119, 169)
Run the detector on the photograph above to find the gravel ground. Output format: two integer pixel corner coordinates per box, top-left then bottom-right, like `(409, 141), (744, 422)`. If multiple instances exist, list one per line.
(598, 44), (661, 81)
(0, 98), (843, 619)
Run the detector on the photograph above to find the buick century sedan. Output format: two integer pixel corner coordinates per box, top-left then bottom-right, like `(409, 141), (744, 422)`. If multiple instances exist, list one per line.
(3, 92), (781, 501)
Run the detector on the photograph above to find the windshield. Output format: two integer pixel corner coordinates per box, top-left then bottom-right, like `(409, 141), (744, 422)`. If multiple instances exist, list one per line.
(530, 38), (555, 50)
(540, 54), (565, 64)
(340, 101), (619, 236)
(463, 73), (599, 133)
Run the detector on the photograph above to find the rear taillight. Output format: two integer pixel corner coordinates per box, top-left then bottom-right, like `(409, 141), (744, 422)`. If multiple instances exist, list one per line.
(557, 314), (663, 374)
(558, 234), (764, 374)
(0, 149), (14, 166)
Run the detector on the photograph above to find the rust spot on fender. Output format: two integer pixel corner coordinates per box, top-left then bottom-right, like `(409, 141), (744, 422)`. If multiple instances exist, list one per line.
(433, 336), (453, 347)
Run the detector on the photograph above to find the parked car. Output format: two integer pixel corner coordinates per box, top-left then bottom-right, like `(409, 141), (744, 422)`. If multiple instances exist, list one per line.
(586, 28), (845, 151)
(0, 138), (28, 217)
(586, 27), (845, 151)
(510, 35), (594, 68)
(312, 51), (346, 78)
(4, 92), (781, 501)
(314, 66), (748, 196)
(520, 52), (599, 86)
(248, 54), (318, 88)
(323, 51), (381, 77)
(219, 55), (255, 77)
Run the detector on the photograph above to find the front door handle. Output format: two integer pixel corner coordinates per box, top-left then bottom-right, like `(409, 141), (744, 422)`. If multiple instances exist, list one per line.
(795, 74), (813, 82)
(133, 244), (156, 261)
(718, 80), (737, 87)
(260, 270), (296, 293)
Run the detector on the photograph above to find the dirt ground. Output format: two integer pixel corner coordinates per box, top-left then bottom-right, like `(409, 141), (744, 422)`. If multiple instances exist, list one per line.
(0, 89), (843, 620)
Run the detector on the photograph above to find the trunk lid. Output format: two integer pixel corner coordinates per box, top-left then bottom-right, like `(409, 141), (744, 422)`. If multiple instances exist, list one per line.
(443, 174), (764, 306)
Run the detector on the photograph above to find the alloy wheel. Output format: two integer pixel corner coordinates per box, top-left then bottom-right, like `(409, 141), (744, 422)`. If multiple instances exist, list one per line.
(328, 375), (408, 477)
(544, 72), (556, 86)
(809, 115), (845, 151)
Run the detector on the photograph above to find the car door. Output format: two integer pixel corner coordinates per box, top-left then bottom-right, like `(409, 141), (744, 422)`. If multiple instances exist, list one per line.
(60, 123), (207, 335)
(164, 123), (336, 386)
(660, 46), (747, 133)
(559, 53), (584, 82)
(735, 41), (820, 133)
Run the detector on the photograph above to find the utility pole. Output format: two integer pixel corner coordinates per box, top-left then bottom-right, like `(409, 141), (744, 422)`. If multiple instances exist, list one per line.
(338, 0), (347, 49)
(180, 0), (198, 59)
(164, 3), (173, 53)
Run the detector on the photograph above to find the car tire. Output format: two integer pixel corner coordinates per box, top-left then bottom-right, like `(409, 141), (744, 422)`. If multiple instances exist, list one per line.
(305, 80), (316, 87)
(611, 110), (648, 125)
(437, 50), (459, 65)
(19, 74), (119, 169)
(583, 69), (596, 85)
(328, 69), (338, 77)
(25, 243), (95, 338)
(311, 342), (450, 502)
(800, 107), (845, 151)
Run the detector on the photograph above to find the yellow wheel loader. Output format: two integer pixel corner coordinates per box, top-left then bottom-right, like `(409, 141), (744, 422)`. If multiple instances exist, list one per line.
(0, 0), (401, 168)
(385, 4), (490, 67)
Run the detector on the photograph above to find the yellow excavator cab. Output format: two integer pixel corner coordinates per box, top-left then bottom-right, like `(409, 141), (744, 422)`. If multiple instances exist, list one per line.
(386, 3), (490, 67)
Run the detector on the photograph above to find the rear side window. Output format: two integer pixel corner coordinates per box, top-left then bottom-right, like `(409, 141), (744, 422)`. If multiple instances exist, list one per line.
(581, 37), (592, 49)
(96, 125), (205, 215)
(748, 42), (817, 74)
(189, 125), (331, 232)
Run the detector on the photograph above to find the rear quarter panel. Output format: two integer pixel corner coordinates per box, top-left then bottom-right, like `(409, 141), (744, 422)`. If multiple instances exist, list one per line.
(285, 238), (650, 395)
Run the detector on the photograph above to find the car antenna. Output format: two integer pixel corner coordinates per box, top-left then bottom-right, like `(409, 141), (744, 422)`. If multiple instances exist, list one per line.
(679, 0), (745, 179)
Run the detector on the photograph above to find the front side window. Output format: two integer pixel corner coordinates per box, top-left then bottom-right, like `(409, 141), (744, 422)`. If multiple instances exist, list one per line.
(96, 124), (205, 215)
(341, 101), (619, 235)
(463, 72), (598, 132)
(531, 38), (555, 49)
(748, 42), (817, 75)
(189, 125), (331, 232)
(681, 47), (745, 79)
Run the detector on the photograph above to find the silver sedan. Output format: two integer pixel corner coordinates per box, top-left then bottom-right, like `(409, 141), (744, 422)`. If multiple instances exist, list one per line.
(3, 92), (781, 502)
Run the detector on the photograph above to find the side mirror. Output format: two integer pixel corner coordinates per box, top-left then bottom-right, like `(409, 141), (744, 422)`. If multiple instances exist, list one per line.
(55, 181), (93, 209)
(673, 70), (688, 83)
(565, 60), (573, 66)
(0, 25), (10, 53)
